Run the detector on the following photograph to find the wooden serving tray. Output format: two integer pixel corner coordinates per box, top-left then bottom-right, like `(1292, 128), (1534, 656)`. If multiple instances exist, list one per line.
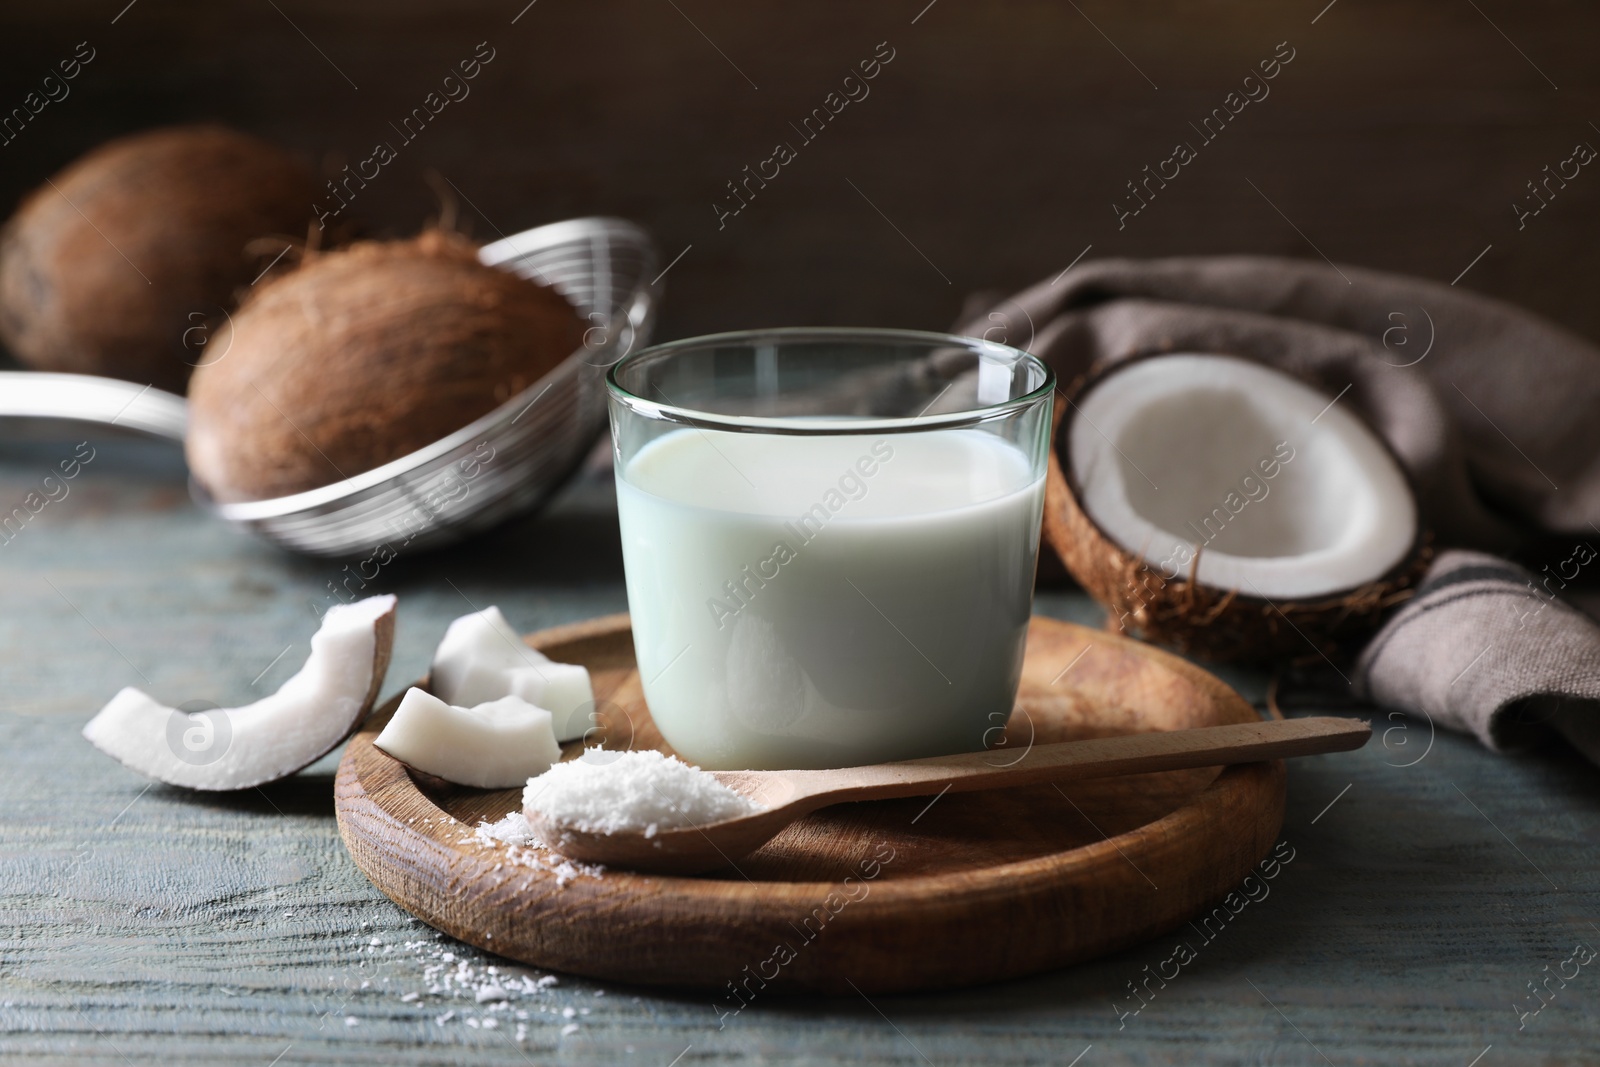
(335, 613), (1284, 995)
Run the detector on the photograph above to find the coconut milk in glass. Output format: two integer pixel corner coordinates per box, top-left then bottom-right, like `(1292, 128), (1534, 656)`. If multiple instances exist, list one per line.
(607, 329), (1053, 770)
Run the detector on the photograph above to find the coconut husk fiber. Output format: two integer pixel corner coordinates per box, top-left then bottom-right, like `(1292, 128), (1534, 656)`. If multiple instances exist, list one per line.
(959, 256), (1600, 764)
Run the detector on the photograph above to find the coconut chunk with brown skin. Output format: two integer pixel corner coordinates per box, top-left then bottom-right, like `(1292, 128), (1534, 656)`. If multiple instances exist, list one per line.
(429, 606), (595, 743)
(82, 594), (396, 790)
(375, 688), (561, 789)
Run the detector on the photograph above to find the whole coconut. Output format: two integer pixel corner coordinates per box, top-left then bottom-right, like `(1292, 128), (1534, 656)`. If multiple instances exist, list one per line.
(0, 125), (316, 393)
(185, 230), (586, 502)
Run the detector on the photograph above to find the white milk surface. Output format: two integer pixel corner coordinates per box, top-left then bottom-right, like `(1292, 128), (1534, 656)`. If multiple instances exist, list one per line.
(616, 428), (1045, 769)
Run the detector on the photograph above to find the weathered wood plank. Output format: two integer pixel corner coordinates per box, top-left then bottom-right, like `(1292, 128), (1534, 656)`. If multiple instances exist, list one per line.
(2, 435), (1599, 1063)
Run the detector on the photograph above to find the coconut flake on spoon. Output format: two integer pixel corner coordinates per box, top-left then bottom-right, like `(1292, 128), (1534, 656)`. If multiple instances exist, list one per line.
(522, 750), (760, 841)
(1054, 354), (1424, 661)
(82, 594), (396, 790)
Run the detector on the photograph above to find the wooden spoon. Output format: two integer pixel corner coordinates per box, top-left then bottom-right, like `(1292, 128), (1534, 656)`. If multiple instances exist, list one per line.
(525, 715), (1369, 874)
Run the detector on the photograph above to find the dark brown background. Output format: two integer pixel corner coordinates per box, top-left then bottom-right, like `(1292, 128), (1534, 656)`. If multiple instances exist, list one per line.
(3, 0), (1597, 349)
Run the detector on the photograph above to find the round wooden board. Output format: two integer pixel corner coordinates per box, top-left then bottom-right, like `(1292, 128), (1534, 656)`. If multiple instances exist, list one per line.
(335, 613), (1284, 996)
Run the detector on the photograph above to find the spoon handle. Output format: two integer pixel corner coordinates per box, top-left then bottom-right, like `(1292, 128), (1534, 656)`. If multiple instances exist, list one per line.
(789, 716), (1369, 809)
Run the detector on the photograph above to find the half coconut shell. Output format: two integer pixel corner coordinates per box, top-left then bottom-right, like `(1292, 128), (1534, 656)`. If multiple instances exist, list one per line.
(1045, 356), (1431, 664)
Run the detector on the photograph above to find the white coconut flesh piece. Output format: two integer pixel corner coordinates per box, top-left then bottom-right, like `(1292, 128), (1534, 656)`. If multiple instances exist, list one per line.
(82, 594), (397, 790)
(375, 688), (562, 789)
(429, 606), (595, 742)
(1069, 354), (1416, 600)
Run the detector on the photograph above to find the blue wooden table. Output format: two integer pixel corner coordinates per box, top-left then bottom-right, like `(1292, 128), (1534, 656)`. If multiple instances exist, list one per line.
(2, 427), (1596, 1065)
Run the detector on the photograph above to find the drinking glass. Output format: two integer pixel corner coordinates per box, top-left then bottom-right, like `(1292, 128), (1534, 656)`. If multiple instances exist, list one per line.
(606, 328), (1054, 770)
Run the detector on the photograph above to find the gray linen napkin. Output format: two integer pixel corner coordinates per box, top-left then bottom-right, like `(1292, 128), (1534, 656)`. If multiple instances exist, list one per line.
(1355, 549), (1600, 765)
(960, 256), (1600, 761)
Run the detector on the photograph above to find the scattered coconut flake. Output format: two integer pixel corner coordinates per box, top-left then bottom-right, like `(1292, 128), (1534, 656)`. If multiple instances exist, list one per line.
(349, 919), (611, 1045)
(472, 810), (604, 887)
(522, 749), (759, 835)
(475, 812), (536, 845)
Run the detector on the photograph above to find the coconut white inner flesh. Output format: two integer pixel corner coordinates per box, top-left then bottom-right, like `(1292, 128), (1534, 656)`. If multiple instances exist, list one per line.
(82, 594), (395, 790)
(430, 606), (594, 743)
(1070, 354), (1415, 599)
(375, 688), (561, 789)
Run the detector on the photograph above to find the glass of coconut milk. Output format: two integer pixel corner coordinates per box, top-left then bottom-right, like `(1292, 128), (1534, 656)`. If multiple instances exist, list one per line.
(606, 328), (1053, 770)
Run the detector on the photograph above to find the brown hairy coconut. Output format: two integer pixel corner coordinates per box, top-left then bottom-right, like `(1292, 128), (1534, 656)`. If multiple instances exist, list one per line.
(185, 230), (586, 502)
(0, 125), (316, 392)
(1045, 353), (1430, 664)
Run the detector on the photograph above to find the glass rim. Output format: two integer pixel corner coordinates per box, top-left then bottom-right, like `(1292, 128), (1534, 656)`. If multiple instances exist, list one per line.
(604, 326), (1056, 435)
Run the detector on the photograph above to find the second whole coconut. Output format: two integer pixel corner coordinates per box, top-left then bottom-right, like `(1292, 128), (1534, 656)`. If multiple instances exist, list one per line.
(185, 230), (586, 502)
(0, 125), (316, 392)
